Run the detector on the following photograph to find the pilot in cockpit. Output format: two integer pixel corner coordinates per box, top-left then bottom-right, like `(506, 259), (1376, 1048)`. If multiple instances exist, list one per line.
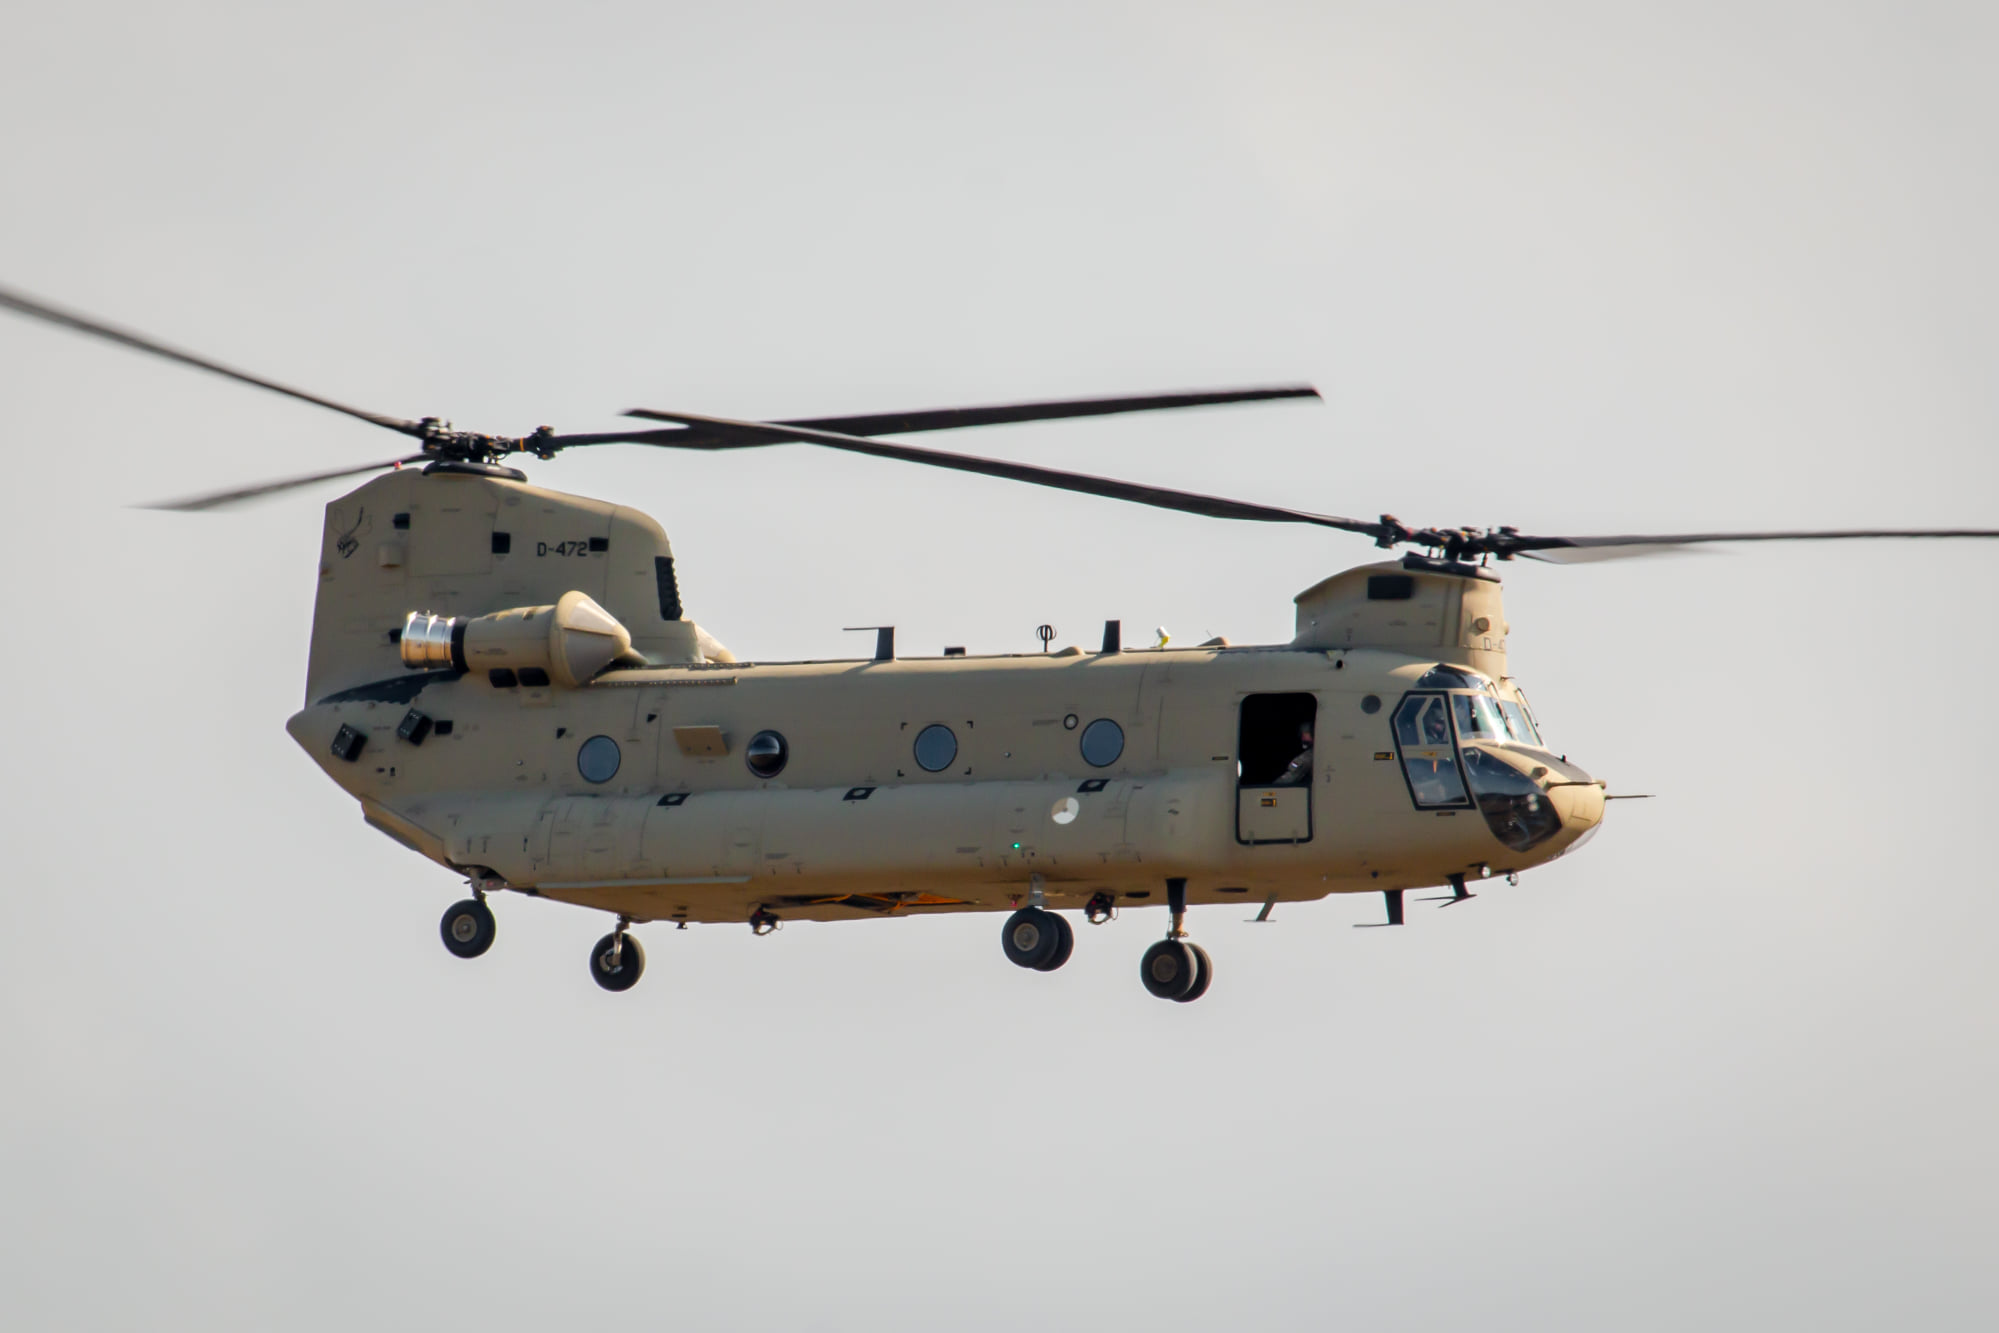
(1423, 701), (1451, 746)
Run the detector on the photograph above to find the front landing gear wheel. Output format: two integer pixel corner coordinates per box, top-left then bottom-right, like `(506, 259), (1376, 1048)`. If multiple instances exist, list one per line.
(589, 931), (646, 992)
(440, 899), (496, 959)
(1140, 939), (1199, 1000)
(1173, 944), (1214, 1003)
(1001, 908), (1062, 970)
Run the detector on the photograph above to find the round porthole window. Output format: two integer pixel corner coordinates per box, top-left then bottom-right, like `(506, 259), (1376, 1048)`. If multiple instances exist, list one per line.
(913, 724), (957, 772)
(577, 735), (621, 784)
(745, 730), (788, 779)
(1361, 694), (1382, 714)
(1079, 718), (1124, 767)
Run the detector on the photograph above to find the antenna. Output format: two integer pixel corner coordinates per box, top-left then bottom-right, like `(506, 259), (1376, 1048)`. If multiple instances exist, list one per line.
(843, 626), (895, 661)
(1035, 624), (1056, 653)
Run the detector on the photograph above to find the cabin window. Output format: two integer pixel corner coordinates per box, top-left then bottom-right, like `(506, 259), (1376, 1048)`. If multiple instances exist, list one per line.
(745, 730), (788, 778)
(1079, 719), (1124, 767)
(913, 724), (957, 773)
(1391, 693), (1470, 808)
(577, 735), (621, 784)
(1238, 693), (1317, 787)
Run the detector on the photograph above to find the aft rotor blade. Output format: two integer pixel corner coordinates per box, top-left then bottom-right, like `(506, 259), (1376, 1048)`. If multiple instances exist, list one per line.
(630, 409), (1385, 535)
(0, 282), (422, 437)
(139, 455), (423, 511)
(548, 384), (1322, 450)
(1513, 527), (1999, 562)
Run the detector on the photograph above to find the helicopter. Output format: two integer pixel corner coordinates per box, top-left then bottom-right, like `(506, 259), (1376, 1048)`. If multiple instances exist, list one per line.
(6, 282), (1996, 1004)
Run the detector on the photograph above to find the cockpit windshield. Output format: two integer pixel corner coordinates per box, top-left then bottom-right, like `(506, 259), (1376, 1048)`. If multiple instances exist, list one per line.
(1498, 699), (1540, 746)
(1452, 692), (1510, 744)
(1416, 665), (1545, 747)
(1388, 686), (1566, 852)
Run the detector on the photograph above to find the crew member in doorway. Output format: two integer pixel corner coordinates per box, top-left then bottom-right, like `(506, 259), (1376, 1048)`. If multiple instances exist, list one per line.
(1274, 722), (1314, 786)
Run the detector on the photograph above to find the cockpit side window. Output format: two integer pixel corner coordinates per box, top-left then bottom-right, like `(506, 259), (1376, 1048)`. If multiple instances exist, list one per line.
(1391, 693), (1470, 808)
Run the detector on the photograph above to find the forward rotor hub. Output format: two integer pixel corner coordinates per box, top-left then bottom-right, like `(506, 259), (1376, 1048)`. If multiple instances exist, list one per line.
(414, 419), (558, 464)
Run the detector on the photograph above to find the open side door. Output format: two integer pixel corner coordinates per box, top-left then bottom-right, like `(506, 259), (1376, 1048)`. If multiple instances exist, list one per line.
(1236, 692), (1317, 845)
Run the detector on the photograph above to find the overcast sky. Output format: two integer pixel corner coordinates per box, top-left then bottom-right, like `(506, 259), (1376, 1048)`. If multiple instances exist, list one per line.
(2, 3), (1995, 1329)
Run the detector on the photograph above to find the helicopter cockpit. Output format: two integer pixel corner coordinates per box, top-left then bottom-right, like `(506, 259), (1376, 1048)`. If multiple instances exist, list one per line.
(1391, 664), (1588, 853)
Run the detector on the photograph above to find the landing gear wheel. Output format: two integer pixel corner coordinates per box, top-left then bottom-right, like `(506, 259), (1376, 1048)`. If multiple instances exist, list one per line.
(1033, 913), (1075, 973)
(589, 932), (646, 992)
(1172, 943), (1214, 1003)
(1001, 908), (1061, 970)
(440, 899), (496, 959)
(1140, 939), (1199, 1000)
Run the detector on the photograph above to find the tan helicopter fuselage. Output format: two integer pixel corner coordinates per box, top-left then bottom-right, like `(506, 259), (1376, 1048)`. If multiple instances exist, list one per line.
(287, 467), (1605, 926)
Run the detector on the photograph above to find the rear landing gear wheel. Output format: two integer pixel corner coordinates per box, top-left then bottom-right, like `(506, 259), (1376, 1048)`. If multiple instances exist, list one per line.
(1034, 913), (1075, 973)
(1140, 939), (1199, 1000)
(440, 899), (495, 959)
(589, 929), (646, 992)
(1001, 908), (1062, 970)
(1173, 944), (1213, 1003)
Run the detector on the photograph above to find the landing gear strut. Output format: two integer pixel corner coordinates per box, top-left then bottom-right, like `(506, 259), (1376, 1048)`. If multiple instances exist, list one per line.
(1000, 874), (1074, 972)
(1138, 877), (1213, 1003)
(1419, 872), (1476, 907)
(589, 915), (646, 992)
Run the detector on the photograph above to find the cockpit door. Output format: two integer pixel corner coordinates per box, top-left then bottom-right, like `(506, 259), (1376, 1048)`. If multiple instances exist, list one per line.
(1391, 693), (1472, 809)
(1236, 692), (1317, 845)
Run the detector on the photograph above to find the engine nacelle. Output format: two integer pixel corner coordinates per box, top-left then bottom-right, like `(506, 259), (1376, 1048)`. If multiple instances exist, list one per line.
(401, 590), (635, 688)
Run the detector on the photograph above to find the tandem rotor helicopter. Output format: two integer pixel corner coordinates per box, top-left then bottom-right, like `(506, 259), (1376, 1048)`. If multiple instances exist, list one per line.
(7, 283), (1997, 1003)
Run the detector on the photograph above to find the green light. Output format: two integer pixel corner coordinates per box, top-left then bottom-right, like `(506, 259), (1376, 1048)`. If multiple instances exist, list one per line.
(1012, 842), (1022, 850)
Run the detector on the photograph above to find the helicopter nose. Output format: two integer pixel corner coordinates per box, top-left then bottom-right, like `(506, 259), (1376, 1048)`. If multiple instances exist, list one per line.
(1543, 777), (1606, 851)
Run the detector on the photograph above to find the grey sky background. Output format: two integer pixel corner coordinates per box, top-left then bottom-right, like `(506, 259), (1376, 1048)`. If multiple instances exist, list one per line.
(2, 2), (1995, 1329)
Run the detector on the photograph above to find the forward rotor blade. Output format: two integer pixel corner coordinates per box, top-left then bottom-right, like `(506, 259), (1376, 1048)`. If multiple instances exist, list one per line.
(631, 409), (1384, 535)
(139, 455), (422, 512)
(1514, 527), (1999, 563)
(0, 282), (422, 437)
(548, 384), (1322, 450)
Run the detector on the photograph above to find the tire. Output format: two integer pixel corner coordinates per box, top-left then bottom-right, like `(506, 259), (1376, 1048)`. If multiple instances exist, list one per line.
(440, 899), (496, 959)
(1033, 913), (1075, 972)
(1000, 908), (1061, 970)
(1140, 939), (1199, 1000)
(589, 932), (646, 992)
(1173, 944), (1214, 1003)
